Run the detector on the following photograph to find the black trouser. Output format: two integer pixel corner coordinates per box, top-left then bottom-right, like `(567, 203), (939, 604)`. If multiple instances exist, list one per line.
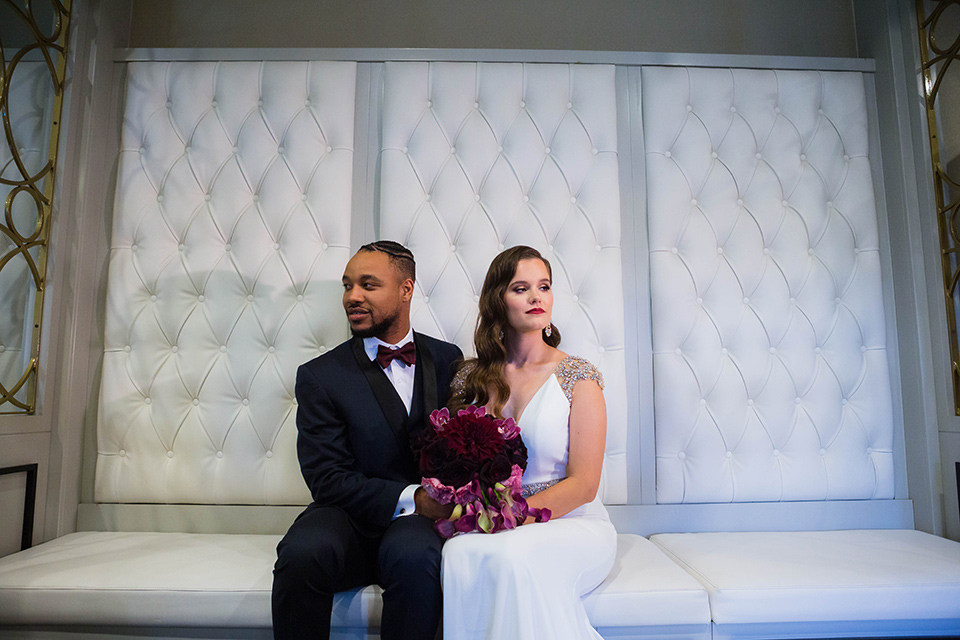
(272, 503), (444, 640)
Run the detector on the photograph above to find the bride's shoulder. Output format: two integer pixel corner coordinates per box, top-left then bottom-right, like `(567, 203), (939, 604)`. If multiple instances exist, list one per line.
(555, 355), (604, 404)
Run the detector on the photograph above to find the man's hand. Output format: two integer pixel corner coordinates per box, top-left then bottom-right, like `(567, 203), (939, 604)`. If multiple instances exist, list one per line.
(414, 487), (455, 520)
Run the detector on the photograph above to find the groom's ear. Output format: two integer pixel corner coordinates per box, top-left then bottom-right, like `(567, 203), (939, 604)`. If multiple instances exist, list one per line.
(399, 277), (415, 303)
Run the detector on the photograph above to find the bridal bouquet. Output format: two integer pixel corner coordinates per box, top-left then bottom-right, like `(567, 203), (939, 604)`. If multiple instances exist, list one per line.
(419, 405), (551, 538)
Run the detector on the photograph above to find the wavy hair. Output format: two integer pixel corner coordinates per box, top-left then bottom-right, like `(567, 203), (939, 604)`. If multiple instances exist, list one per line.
(449, 245), (560, 417)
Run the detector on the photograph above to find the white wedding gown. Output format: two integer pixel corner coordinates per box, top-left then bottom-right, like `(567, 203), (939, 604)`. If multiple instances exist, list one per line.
(442, 357), (617, 640)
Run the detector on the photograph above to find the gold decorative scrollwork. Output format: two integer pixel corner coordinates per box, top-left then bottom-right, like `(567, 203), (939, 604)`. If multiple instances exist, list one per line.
(0, 0), (71, 413)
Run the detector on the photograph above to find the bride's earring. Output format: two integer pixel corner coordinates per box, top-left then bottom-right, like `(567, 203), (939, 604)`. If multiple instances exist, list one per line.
(498, 329), (504, 341)
(544, 324), (553, 338)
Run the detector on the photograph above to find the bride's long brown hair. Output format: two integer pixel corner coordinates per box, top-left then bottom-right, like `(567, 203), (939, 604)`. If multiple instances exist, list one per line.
(448, 245), (561, 417)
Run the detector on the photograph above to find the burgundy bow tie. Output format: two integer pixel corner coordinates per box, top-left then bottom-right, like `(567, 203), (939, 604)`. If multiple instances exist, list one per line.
(376, 342), (416, 368)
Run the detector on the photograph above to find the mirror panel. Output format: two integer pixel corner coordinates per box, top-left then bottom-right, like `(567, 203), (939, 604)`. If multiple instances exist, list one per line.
(0, 0), (71, 413)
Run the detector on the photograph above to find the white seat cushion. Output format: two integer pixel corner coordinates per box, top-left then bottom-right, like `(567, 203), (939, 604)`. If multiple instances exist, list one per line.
(651, 529), (960, 639)
(0, 532), (378, 629)
(0, 532), (709, 635)
(585, 534), (711, 638)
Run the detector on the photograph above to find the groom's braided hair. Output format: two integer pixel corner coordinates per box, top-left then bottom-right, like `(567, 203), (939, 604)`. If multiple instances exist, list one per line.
(358, 240), (416, 282)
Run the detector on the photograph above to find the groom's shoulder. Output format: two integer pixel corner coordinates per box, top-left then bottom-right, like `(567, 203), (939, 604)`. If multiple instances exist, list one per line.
(298, 339), (356, 375)
(416, 332), (462, 361)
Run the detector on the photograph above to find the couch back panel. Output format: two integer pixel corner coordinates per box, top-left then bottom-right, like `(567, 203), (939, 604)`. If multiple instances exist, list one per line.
(379, 62), (628, 503)
(95, 61), (357, 504)
(643, 67), (895, 503)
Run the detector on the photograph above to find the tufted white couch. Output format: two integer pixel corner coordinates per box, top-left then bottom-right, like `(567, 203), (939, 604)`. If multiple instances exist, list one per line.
(1, 57), (960, 640)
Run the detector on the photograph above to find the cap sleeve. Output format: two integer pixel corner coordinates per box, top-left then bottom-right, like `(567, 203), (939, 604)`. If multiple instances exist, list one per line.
(555, 356), (604, 405)
(451, 360), (476, 395)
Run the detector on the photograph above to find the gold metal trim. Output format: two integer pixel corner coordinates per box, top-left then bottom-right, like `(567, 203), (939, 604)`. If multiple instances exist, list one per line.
(0, 0), (72, 413)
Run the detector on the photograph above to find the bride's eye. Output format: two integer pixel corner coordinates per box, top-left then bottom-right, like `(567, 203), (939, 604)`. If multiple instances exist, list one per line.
(539, 284), (551, 291)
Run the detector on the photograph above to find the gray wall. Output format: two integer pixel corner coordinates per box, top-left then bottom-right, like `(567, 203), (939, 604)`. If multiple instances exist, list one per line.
(126, 0), (858, 57)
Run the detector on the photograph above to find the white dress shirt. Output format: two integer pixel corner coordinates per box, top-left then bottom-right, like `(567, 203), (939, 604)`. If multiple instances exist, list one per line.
(362, 330), (419, 519)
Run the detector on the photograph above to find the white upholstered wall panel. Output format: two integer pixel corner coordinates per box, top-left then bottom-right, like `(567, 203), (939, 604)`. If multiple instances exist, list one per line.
(644, 67), (895, 503)
(379, 62), (627, 502)
(96, 61), (356, 504)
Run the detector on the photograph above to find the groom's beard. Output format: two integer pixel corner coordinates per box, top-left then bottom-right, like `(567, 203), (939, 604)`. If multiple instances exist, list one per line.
(349, 308), (403, 339)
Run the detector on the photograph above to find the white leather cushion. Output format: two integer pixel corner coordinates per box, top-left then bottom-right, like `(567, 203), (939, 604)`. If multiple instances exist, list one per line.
(650, 530), (960, 625)
(583, 534), (710, 628)
(643, 67), (895, 504)
(96, 61), (357, 504)
(379, 62), (628, 503)
(0, 532), (381, 628)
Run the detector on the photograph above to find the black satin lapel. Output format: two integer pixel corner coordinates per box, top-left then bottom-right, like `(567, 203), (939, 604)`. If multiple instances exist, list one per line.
(414, 332), (439, 414)
(350, 336), (408, 449)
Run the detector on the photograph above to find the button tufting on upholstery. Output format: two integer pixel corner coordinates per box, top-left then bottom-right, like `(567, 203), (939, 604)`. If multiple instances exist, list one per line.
(197, 295), (205, 302)
(139, 147), (145, 155)
(497, 244), (504, 250)
(178, 244), (185, 252)
(519, 100), (525, 108)
(664, 151), (672, 158)
(119, 450), (125, 457)
(278, 146), (284, 154)
(570, 196), (577, 204)
(726, 451), (733, 458)
(225, 243), (231, 251)
(296, 294), (303, 301)
(474, 102), (480, 109)
(699, 399), (707, 406)
(305, 99), (311, 107)
(763, 247), (770, 255)
(674, 348), (682, 355)
(246, 294), (254, 302)
(402, 146), (408, 154)
(769, 347), (776, 353)
(598, 346), (605, 353)
(192, 398), (199, 406)
(150, 295), (157, 302)
(124, 345), (131, 352)
(211, 100), (217, 108)
(426, 100), (432, 107)
(711, 152), (717, 159)
(742, 297), (749, 304)
(326, 146), (332, 153)
(592, 148), (598, 155)
(820, 449), (827, 456)
(567, 102), (573, 109)
(773, 450), (780, 457)
(171, 345), (178, 353)
(730, 106), (737, 113)
(800, 154), (806, 161)
(678, 452), (686, 459)
(423, 295), (430, 302)
(720, 348), (728, 355)
(216, 451), (223, 458)
(157, 194), (163, 202)
(242, 398), (249, 406)
(686, 104), (693, 111)
(449, 147), (456, 154)
(268, 346), (275, 353)
(167, 451), (174, 458)
(755, 152), (762, 159)
(144, 397), (151, 405)
(544, 147), (551, 154)
(572, 295), (579, 302)
(265, 450), (273, 458)
(696, 297), (703, 304)
(219, 345), (226, 353)
(746, 399), (754, 406)
(166, 100), (172, 108)
(691, 198), (698, 206)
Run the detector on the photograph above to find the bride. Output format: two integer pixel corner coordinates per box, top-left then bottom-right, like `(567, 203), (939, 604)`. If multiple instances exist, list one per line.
(441, 245), (617, 639)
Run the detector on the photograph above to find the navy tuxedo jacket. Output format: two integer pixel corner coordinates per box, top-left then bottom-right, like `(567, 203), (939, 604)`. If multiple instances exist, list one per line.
(295, 332), (463, 536)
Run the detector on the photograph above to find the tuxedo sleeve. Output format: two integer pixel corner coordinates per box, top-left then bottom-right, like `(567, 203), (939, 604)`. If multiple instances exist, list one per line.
(295, 363), (406, 532)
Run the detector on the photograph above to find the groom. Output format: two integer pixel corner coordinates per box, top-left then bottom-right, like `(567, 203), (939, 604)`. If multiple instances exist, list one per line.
(272, 241), (462, 640)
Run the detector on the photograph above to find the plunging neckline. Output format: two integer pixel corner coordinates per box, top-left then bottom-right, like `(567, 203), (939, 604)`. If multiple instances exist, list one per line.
(501, 356), (569, 425)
